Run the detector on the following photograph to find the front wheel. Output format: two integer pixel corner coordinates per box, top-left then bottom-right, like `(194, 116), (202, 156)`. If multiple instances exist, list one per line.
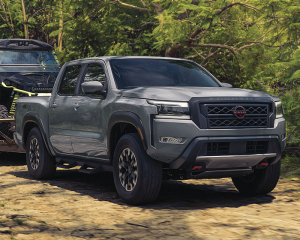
(26, 127), (56, 179)
(113, 133), (162, 205)
(232, 159), (281, 196)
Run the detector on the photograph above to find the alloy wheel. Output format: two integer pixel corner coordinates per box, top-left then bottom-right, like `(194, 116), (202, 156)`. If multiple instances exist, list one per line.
(118, 148), (138, 192)
(29, 138), (40, 170)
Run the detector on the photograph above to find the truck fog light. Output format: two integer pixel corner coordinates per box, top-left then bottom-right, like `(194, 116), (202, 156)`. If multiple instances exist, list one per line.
(281, 134), (286, 140)
(160, 137), (186, 144)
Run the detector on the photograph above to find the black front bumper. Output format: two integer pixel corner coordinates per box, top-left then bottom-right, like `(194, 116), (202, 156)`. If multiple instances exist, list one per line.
(169, 136), (282, 179)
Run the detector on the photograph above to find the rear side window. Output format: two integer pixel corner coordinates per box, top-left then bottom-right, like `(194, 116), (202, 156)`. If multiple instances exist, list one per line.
(59, 65), (81, 95)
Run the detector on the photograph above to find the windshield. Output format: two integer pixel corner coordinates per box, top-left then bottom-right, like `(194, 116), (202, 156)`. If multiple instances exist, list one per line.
(0, 50), (60, 75)
(110, 59), (220, 89)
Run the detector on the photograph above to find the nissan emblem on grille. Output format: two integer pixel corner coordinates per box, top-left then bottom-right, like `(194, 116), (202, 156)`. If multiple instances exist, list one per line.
(234, 106), (246, 119)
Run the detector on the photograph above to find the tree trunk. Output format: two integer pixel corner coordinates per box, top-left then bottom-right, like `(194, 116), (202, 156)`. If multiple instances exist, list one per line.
(58, 0), (63, 51)
(20, 0), (28, 38)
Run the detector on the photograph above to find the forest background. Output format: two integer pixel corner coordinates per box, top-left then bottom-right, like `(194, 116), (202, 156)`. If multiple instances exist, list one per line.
(0, 0), (300, 155)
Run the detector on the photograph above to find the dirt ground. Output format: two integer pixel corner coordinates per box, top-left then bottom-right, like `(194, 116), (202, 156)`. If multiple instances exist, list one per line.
(1, 153), (300, 240)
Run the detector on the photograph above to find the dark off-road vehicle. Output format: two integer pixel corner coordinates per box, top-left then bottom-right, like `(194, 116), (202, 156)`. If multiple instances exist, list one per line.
(14, 56), (286, 205)
(0, 39), (60, 152)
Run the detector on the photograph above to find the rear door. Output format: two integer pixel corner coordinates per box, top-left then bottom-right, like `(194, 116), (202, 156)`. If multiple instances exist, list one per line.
(49, 64), (82, 154)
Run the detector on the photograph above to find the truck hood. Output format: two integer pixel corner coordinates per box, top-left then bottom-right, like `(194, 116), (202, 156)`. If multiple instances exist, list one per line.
(120, 87), (278, 102)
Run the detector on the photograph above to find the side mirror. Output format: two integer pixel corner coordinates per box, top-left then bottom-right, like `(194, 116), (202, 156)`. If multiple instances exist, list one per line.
(221, 82), (232, 88)
(81, 81), (103, 94)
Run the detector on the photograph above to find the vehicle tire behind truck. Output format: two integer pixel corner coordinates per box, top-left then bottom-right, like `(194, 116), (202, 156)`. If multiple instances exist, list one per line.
(232, 160), (281, 196)
(0, 105), (11, 137)
(26, 127), (56, 179)
(113, 133), (162, 205)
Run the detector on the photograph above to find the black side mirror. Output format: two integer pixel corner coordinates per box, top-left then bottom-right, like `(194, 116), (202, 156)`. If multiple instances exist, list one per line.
(221, 82), (232, 88)
(81, 81), (104, 94)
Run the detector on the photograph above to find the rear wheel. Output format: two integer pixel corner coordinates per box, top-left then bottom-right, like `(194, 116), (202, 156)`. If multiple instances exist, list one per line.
(26, 127), (56, 179)
(113, 133), (162, 205)
(232, 159), (281, 196)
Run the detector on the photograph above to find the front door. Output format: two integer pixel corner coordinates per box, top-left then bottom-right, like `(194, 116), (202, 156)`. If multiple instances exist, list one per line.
(49, 64), (82, 154)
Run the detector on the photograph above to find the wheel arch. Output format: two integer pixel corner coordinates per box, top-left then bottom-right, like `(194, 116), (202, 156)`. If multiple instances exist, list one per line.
(107, 111), (148, 163)
(22, 112), (53, 157)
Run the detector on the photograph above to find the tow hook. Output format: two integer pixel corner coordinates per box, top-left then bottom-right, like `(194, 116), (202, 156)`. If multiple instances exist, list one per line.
(192, 166), (202, 171)
(191, 165), (204, 176)
(256, 161), (269, 169)
(259, 162), (269, 167)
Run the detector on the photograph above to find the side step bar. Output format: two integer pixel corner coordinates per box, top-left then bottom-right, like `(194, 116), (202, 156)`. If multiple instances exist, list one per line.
(55, 157), (113, 174)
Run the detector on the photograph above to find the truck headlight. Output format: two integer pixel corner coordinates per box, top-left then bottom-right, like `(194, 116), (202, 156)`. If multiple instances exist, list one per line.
(147, 100), (190, 119)
(275, 101), (283, 118)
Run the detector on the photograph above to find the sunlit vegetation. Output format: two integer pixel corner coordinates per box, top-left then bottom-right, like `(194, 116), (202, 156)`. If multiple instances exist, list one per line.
(1, 0), (300, 150)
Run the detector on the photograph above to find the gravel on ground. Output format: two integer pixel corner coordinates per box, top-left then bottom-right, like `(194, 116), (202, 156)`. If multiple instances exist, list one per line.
(1, 153), (300, 240)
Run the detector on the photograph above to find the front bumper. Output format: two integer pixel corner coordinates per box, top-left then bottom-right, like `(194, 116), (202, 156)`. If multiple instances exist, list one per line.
(148, 117), (286, 163)
(167, 135), (282, 179)
(169, 135), (281, 168)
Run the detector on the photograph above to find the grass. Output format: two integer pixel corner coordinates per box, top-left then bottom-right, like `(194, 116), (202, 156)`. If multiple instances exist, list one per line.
(14, 218), (23, 225)
(281, 154), (300, 179)
(0, 201), (6, 207)
(10, 234), (16, 240)
(40, 221), (47, 226)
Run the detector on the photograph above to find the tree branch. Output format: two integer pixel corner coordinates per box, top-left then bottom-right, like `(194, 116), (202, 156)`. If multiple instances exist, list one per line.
(215, 2), (258, 15)
(0, 13), (16, 37)
(234, 27), (273, 49)
(89, 1), (119, 20)
(28, 7), (50, 21)
(185, 49), (209, 59)
(200, 48), (223, 65)
(165, 44), (183, 57)
(139, 0), (148, 8)
(192, 43), (236, 56)
(141, 21), (159, 26)
(210, 54), (230, 80)
(223, 8), (231, 45)
(117, 0), (149, 11)
(236, 42), (281, 52)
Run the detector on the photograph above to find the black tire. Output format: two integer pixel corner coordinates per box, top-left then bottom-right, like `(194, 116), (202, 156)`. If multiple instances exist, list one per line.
(232, 159), (281, 196)
(113, 133), (162, 205)
(26, 127), (56, 179)
(0, 105), (12, 137)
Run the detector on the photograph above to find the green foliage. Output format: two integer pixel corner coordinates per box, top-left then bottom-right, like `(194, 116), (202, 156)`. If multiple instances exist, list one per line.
(281, 154), (300, 177)
(1, 0), (300, 149)
(14, 218), (23, 225)
(0, 201), (6, 207)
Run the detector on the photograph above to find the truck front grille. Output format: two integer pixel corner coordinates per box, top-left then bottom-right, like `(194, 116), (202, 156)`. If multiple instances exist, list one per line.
(202, 104), (269, 129)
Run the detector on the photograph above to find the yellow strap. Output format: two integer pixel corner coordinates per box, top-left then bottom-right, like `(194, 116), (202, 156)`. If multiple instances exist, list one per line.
(1, 82), (35, 96)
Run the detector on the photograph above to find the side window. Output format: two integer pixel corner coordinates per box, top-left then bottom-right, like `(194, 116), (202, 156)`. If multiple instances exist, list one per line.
(59, 65), (81, 95)
(81, 63), (106, 97)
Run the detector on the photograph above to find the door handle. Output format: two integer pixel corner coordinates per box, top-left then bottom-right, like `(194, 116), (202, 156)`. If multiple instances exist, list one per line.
(50, 103), (57, 108)
(74, 103), (80, 111)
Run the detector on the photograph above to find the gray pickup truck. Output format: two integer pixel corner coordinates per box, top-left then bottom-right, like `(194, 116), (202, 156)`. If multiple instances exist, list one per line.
(14, 56), (286, 205)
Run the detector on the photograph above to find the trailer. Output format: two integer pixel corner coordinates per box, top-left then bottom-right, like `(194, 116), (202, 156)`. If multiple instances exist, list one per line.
(0, 39), (60, 152)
